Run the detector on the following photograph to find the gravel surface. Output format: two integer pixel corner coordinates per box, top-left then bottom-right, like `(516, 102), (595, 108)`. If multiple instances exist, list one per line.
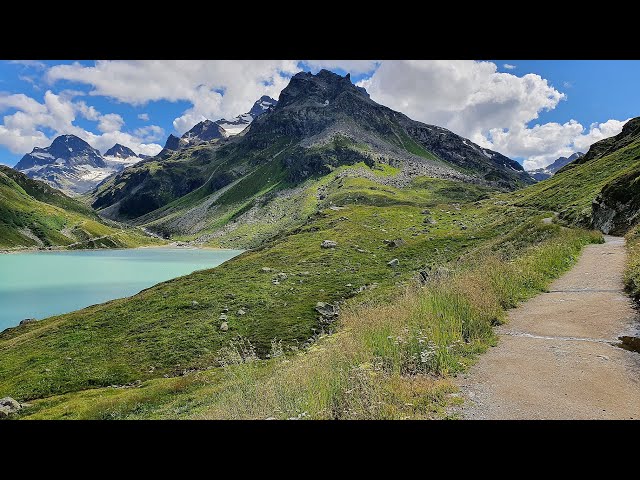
(457, 235), (640, 419)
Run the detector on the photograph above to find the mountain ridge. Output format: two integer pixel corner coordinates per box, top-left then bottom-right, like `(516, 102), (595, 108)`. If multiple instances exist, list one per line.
(90, 70), (533, 239)
(15, 136), (145, 195)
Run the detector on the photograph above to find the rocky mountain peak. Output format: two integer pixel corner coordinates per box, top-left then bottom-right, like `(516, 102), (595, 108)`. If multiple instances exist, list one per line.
(277, 69), (368, 109)
(105, 143), (138, 159)
(16, 134), (105, 171)
(248, 96), (278, 117)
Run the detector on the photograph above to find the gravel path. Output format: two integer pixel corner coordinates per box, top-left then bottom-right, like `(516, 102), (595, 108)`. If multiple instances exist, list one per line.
(457, 235), (640, 419)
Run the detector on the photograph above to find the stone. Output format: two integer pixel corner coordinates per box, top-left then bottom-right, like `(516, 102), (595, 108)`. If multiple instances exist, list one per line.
(222, 307), (229, 313)
(387, 258), (399, 268)
(421, 209), (431, 215)
(220, 322), (229, 332)
(19, 318), (37, 326)
(219, 313), (228, 321)
(321, 240), (337, 249)
(237, 309), (246, 315)
(423, 217), (437, 225)
(261, 267), (272, 272)
(459, 223), (468, 230)
(384, 238), (406, 248)
(192, 300), (199, 307)
(418, 269), (430, 284)
(0, 397), (21, 418)
(315, 302), (339, 320)
(356, 248), (366, 253)
(278, 272), (288, 279)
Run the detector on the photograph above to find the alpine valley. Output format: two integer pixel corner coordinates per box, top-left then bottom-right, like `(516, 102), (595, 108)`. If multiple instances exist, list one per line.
(1, 68), (639, 421)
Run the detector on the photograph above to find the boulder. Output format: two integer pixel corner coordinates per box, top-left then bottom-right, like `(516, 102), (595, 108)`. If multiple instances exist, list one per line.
(0, 397), (21, 418)
(421, 209), (431, 215)
(237, 309), (246, 315)
(220, 322), (229, 332)
(384, 238), (406, 248)
(321, 240), (337, 249)
(261, 267), (272, 272)
(315, 302), (340, 322)
(191, 300), (199, 307)
(19, 318), (37, 326)
(387, 258), (399, 268)
(219, 313), (228, 321)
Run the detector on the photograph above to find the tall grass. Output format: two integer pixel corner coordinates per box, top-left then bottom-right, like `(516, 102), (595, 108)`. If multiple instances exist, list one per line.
(24, 226), (600, 419)
(625, 225), (640, 299)
(184, 227), (600, 419)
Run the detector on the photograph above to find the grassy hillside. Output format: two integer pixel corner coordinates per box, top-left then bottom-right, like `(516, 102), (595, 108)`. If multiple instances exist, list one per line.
(20, 226), (597, 420)
(0, 162), (601, 418)
(0, 166), (160, 249)
(510, 117), (640, 232)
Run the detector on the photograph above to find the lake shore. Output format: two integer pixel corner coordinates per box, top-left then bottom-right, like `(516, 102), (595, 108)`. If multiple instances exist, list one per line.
(0, 242), (241, 255)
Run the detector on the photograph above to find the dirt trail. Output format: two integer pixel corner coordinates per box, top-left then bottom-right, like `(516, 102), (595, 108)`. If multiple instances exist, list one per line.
(458, 235), (640, 419)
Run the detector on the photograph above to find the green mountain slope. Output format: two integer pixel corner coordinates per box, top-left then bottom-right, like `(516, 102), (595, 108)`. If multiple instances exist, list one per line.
(88, 70), (532, 245)
(0, 165), (159, 249)
(509, 117), (640, 234)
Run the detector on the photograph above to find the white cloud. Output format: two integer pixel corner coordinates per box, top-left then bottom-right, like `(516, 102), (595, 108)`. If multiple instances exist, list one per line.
(9, 60), (46, 70)
(0, 90), (162, 157)
(138, 113), (149, 121)
(359, 61), (565, 145)
(493, 118), (629, 170)
(134, 125), (164, 142)
(358, 60), (627, 169)
(503, 64), (516, 70)
(304, 60), (380, 75)
(563, 81), (573, 88)
(47, 60), (301, 134)
(97, 113), (124, 133)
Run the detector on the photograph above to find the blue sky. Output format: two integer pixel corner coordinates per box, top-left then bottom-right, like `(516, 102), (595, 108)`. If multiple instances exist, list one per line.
(0, 60), (638, 170)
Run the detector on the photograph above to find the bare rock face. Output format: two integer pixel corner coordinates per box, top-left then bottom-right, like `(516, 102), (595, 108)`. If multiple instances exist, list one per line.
(0, 397), (22, 418)
(591, 166), (640, 234)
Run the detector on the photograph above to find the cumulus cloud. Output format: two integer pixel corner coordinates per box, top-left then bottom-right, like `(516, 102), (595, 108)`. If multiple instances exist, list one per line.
(47, 60), (301, 134)
(503, 64), (516, 70)
(138, 113), (149, 121)
(491, 119), (629, 170)
(0, 90), (162, 157)
(134, 125), (164, 142)
(359, 60), (626, 169)
(97, 113), (124, 133)
(303, 60), (380, 75)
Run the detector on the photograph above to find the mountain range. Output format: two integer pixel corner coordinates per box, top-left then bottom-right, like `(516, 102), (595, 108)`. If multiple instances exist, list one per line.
(2, 67), (640, 419)
(89, 70), (533, 239)
(14, 96), (279, 195)
(159, 95), (278, 155)
(527, 152), (584, 181)
(15, 136), (145, 195)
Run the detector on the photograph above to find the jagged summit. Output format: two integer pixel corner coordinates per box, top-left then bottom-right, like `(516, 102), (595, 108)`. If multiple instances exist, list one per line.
(105, 144), (139, 159)
(276, 69), (367, 109)
(15, 135), (143, 195)
(16, 134), (105, 171)
(161, 95), (279, 154)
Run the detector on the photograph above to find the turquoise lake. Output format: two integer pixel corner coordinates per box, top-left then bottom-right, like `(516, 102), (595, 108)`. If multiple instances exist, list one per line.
(0, 248), (243, 331)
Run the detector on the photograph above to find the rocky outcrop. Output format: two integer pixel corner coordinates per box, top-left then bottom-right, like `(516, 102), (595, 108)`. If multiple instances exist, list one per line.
(591, 166), (640, 234)
(0, 397), (22, 418)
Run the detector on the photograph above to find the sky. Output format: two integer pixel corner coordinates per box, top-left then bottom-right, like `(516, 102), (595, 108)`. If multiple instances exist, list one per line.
(0, 60), (638, 170)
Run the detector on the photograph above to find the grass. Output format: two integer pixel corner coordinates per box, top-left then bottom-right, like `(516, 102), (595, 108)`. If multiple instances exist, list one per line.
(18, 224), (599, 419)
(0, 167), (160, 249)
(0, 170), (531, 401)
(625, 224), (640, 300)
(509, 136), (640, 226)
